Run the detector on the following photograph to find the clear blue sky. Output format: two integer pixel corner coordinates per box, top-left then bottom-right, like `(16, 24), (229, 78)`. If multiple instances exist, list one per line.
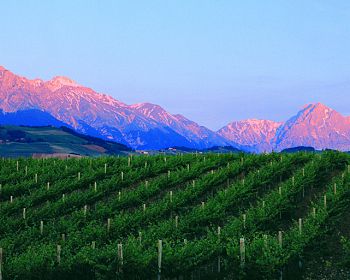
(0, 1), (349, 130)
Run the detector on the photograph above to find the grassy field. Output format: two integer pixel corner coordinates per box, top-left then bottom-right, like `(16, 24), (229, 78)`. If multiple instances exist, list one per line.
(0, 152), (349, 279)
(0, 126), (131, 157)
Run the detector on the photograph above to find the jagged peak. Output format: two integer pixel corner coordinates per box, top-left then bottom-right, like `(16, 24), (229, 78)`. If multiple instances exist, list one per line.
(131, 102), (163, 110)
(49, 76), (79, 87)
(226, 118), (282, 127)
(45, 76), (80, 91)
(302, 102), (333, 113)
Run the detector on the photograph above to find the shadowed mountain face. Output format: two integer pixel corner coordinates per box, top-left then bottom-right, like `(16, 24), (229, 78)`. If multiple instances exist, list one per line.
(1, 66), (350, 152)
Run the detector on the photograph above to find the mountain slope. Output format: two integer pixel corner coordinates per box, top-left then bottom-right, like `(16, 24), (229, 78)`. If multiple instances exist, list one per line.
(217, 119), (282, 152)
(0, 125), (131, 157)
(130, 103), (230, 148)
(218, 103), (350, 152)
(0, 66), (227, 150)
(273, 103), (350, 151)
(0, 109), (69, 127)
(3, 66), (350, 152)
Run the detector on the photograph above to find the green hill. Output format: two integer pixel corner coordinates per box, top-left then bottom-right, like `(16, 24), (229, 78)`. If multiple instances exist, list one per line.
(0, 125), (131, 157)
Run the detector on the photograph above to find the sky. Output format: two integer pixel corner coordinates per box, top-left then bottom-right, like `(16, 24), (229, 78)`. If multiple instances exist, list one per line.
(0, 0), (349, 130)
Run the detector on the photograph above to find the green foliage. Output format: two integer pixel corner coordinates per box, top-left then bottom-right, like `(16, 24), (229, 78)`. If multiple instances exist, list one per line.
(0, 151), (349, 279)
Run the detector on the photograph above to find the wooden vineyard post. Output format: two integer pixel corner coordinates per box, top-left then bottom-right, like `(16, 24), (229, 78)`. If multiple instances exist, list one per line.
(104, 163), (107, 174)
(324, 195), (327, 209)
(218, 254), (221, 273)
(16, 161), (19, 172)
(61, 234), (66, 242)
(169, 191), (173, 203)
(91, 241), (96, 249)
(118, 243), (123, 272)
(78, 172), (81, 180)
(25, 166), (28, 176)
(40, 221), (44, 235)
(47, 182), (50, 191)
(10, 196), (13, 203)
(143, 204), (146, 212)
(62, 194), (65, 202)
(279, 187), (282, 196)
(145, 180), (149, 188)
(242, 178), (245, 186)
(302, 168), (305, 177)
(164, 157), (167, 163)
(292, 176), (295, 186)
(57, 245), (61, 264)
(187, 164), (190, 172)
(168, 170), (170, 178)
(201, 202), (205, 209)
(278, 231), (283, 249)
(175, 216), (179, 228)
(192, 180), (195, 188)
(138, 231), (142, 245)
(243, 214), (246, 229)
(158, 240), (163, 274)
(35, 173), (38, 183)
(263, 234), (268, 249)
(240, 238), (245, 267)
(128, 157), (131, 167)
(334, 183), (337, 195)
(121, 171), (124, 181)
(262, 200), (266, 208)
(23, 208), (26, 220)
(298, 218), (302, 235)
(118, 191), (121, 201)
(107, 218), (111, 232)
(94, 182), (97, 192)
(312, 207), (316, 218)
(217, 226), (221, 237)
(84, 205), (88, 216)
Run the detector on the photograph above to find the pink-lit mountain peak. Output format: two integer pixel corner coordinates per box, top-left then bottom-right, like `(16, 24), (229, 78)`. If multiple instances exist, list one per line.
(45, 76), (80, 92)
(217, 119), (283, 152)
(291, 102), (345, 127)
(130, 102), (176, 124)
(273, 103), (350, 151)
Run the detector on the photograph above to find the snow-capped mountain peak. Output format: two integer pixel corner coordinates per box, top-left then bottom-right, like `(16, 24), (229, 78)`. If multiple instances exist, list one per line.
(46, 76), (80, 91)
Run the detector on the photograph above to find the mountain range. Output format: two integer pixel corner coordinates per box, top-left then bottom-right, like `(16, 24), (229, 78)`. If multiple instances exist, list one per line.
(1, 65), (350, 152)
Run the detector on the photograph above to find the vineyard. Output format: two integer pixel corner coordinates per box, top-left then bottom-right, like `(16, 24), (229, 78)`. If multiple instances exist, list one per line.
(0, 152), (350, 279)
